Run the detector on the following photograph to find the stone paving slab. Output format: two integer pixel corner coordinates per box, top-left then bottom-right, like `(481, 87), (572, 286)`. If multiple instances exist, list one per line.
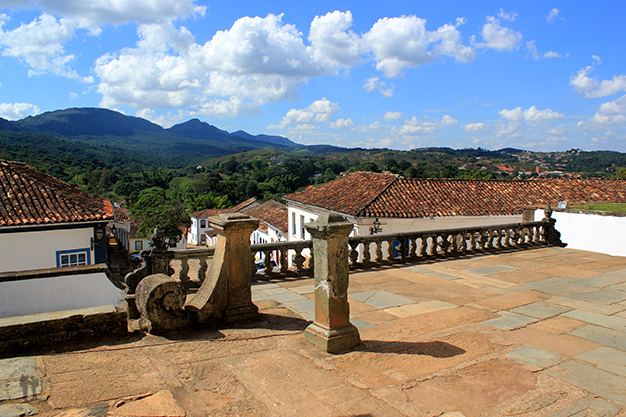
(0, 377), (41, 401)
(547, 296), (626, 316)
(507, 345), (563, 368)
(0, 404), (40, 417)
(577, 270), (626, 287)
(405, 266), (458, 280)
(0, 357), (36, 380)
(463, 265), (519, 275)
(570, 324), (626, 351)
(349, 290), (415, 309)
(284, 298), (315, 313)
(482, 311), (538, 330)
(546, 397), (623, 417)
(384, 300), (457, 318)
(511, 326), (602, 357)
(477, 290), (550, 311)
(511, 301), (571, 319)
(288, 284), (314, 294)
(563, 309), (626, 333)
(575, 347), (626, 378)
(543, 360), (626, 406)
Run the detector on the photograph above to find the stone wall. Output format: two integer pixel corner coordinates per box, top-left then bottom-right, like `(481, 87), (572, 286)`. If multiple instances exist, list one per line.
(0, 305), (128, 357)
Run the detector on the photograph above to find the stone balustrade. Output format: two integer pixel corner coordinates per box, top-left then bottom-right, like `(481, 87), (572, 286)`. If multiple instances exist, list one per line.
(347, 220), (548, 268)
(160, 220), (556, 283)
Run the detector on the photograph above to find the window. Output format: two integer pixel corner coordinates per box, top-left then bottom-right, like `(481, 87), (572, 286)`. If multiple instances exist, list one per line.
(292, 212), (296, 235)
(135, 241), (143, 251)
(300, 215), (305, 238)
(56, 249), (90, 268)
(200, 219), (206, 228)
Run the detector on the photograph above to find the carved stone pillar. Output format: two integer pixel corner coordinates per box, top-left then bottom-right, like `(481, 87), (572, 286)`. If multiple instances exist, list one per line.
(304, 213), (360, 353)
(186, 213), (260, 324)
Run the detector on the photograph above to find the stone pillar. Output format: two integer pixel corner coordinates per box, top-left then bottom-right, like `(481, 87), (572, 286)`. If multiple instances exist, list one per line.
(521, 206), (535, 223)
(304, 213), (360, 353)
(185, 213), (260, 324)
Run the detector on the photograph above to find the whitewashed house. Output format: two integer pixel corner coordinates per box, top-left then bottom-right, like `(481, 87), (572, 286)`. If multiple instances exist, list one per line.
(0, 160), (116, 272)
(0, 160), (123, 317)
(283, 171), (626, 239)
(187, 198), (259, 246)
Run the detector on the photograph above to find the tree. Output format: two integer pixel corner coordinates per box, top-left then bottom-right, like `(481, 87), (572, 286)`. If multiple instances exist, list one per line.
(132, 187), (191, 244)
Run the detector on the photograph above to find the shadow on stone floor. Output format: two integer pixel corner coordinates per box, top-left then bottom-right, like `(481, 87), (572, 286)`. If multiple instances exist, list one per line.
(357, 340), (467, 358)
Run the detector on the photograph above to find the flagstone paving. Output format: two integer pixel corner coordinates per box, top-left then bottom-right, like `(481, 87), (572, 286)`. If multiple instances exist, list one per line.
(3, 247), (626, 416)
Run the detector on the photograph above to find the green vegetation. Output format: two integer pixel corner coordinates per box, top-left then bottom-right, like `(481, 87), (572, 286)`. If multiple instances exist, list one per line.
(4, 126), (626, 238)
(568, 203), (626, 213)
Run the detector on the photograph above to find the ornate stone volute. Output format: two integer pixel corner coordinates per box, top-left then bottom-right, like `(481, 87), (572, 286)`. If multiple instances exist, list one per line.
(542, 205), (566, 247)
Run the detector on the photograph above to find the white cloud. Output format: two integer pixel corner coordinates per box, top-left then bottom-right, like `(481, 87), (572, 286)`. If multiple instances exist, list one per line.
(474, 15), (522, 52)
(309, 10), (361, 67)
(0, 1), (204, 80)
(351, 121), (381, 133)
(400, 114), (457, 135)
(362, 15), (474, 78)
(384, 111), (403, 120)
(269, 98), (339, 129)
(589, 95), (626, 125)
(5, 0), (205, 29)
(0, 102), (40, 119)
(526, 41), (539, 60)
(0, 13), (92, 81)
(498, 9), (518, 22)
(363, 77), (394, 97)
(329, 118), (354, 129)
(547, 8), (562, 22)
(499, 106), (564, 123)
(570, 59), (626, 98)
(96, 14), (336, 116)
(543, 51), (562, 59)
(463, 122), (486, 132)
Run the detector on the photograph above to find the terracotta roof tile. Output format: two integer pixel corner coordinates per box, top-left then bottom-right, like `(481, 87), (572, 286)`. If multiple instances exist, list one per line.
(191, 198), (259, 218)
(241, 200), (288, 234)
(284, 171), (626, 218)
(0, 160), (114, 227)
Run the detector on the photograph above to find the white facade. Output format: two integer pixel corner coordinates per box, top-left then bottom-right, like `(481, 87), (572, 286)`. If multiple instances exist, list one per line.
(0, 228), (97, 273)
(188, 216), (212, 246)
(534, 208), (626, 257)
(286, 202), (522, 241)
(0, 273), (123, 319)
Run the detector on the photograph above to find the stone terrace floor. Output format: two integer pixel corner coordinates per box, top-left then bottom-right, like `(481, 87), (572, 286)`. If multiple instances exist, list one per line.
(2, 247), (626, 416)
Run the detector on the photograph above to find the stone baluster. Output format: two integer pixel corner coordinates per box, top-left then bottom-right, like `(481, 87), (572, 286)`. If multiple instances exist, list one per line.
(293, 247), (306, 271)
(178, 258), (190, 282)
(363, 241), (371, 263)
(279, 248), (288, 273)
(197, 254), (208, 282)
(304, 213), (360, 353)
(375, 240), (383, 262)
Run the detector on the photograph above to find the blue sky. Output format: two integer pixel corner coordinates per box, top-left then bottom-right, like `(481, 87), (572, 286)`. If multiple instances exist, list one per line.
(1, 1), (626, 152)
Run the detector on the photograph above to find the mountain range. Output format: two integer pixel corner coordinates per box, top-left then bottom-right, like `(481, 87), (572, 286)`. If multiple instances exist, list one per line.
(0, 107), (309, 158)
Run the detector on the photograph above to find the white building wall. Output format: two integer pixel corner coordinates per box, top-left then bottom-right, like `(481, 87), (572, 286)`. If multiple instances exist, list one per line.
(534, 208), (626, 257)
(0, 228), (94, 272)
(0, 273), (123, 319)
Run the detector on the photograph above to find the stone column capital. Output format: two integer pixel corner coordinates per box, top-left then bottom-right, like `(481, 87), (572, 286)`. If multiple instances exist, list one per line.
(209, 213), (260, 235)
(304, 213), (353, 239)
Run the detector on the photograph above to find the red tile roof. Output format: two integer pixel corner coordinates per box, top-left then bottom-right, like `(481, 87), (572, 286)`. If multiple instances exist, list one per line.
(241, 200), (288, 234)
(284, 171), (626, 218)
(191, 198), (259, 219)
(0, 160), (114, 227)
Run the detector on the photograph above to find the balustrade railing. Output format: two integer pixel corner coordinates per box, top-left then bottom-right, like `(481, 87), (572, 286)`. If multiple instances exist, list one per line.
(348, 221), (545, 268)
(164, 221), (549, 282)
(169, 240), (314, 282)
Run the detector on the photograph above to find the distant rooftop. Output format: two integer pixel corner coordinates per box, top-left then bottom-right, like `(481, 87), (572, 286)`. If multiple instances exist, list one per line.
(284, 171), (626, 218)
